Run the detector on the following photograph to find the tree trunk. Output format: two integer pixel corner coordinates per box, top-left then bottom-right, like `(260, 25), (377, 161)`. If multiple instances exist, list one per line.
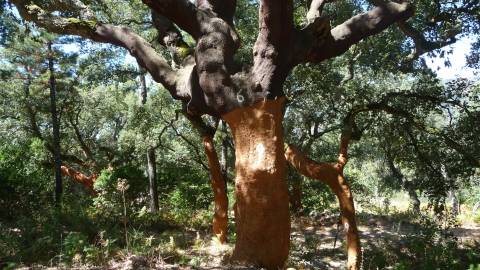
(223, 97), (290, 269)
(220, 121), (229, 178)
(147, 148), (159, 213)
(138, 68), (159, 213)
(48, 41), (63, 208)
(407, 186), (420, 214)
(449, 190), (459, 217)
(335, 174), (361, 270)
(285, 145), (361, 270)
(202, 135), (229, 244)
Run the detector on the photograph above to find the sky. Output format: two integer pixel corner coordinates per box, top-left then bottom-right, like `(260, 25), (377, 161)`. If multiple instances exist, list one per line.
(423, 36), (478, 81)
(123, 36), (479, 82)
(63, 35), (478, 82)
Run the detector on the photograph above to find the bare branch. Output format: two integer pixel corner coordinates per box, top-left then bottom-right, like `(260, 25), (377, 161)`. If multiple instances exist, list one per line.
(397, 21), (456, 68)
(295, 1), (414, 64)
(307, 0), (336, 23)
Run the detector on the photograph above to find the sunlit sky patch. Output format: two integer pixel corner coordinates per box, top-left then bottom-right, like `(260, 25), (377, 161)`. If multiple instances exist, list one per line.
(60, 35), (479, 82)
(423, 36), (478, 81)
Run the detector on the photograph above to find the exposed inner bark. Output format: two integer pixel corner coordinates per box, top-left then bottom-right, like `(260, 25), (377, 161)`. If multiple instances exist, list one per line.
(202, 135), (229, 244)
(60, 165), (97, 195)
(223, 97), (290, 269)
(285, 145), (361, 270)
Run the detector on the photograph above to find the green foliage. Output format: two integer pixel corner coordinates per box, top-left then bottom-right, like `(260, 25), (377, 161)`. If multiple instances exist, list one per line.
(63, 232), (89, 261)
(300, 178), (336, 214)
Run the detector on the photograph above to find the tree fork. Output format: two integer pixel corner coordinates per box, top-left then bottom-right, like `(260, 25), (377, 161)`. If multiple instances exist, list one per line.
(285, 144), (361, 270)
(223, 97), (290, 269)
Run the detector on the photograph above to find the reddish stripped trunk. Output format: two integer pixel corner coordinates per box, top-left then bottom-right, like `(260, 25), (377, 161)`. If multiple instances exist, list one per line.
(202, 135), (229, 244)
(285, 145), (361, 270)
(60, 165), (98, 195)
(223, 97), (290, 269)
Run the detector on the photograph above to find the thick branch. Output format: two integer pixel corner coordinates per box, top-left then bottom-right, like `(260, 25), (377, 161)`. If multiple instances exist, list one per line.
(252, 0), (294, 98)
(307, 0), (336, 23)
(196, 0), (237, 24)
(12, 0), (187, 101)
(151, 11), (187, 48)
(201, 134), (229, 243)
(296, 1), (414, 64)
(142, 0), (202, 39)
(397, 21), (456, 66)
(61, 165), (97, 194)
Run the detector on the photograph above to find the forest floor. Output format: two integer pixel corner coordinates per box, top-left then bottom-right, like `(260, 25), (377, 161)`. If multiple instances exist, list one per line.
(107, 213), (480, 269)
(12, 212), (480, 270)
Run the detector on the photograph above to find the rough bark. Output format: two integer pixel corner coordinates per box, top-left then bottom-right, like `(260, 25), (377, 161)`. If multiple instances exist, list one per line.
(294, 1), (414, 64)
(48, 41), (63, 207)
(142, 0), (202, 39)
(196, 0), (237, 24)
(223, 97), (290, 269)
(252, 0), (294, 99)
(202, 135), (229, 243)
(285, 144), (360, 270)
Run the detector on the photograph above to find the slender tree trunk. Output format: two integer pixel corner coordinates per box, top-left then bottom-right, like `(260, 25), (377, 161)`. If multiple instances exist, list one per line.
(183, 114), (230, 243)
(202, 135), (229, 243)
(449, 190), (459, 217)
(138, 68), (159, 213)
(285, 144), (361, 270)
(407, 186), (420, 214)
(138, 68), (147, 105)
(220, 121), (229, 178)
(223, 97), (290, 269)
(48, 41), (63, 207)
(147, 148), (159, 212)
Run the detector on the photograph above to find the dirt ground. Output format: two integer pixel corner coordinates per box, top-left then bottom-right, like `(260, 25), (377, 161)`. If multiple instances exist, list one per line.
(13, 213), (480, 270)
(150, 213), (480, 270)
